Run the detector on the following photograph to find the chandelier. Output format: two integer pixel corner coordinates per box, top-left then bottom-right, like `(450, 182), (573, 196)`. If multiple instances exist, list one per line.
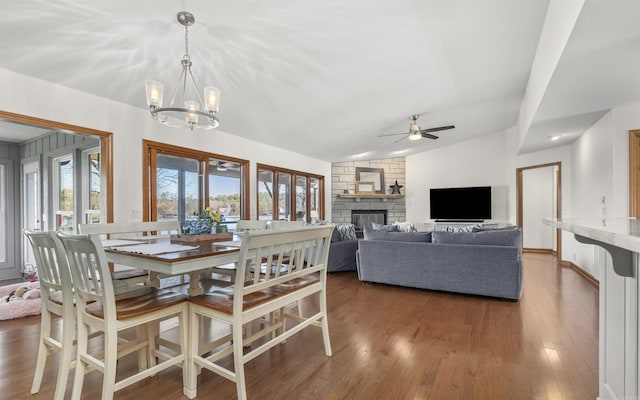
(145, 11), (220, 130)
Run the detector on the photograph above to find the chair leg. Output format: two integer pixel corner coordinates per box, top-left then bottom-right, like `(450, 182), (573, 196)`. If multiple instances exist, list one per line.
(30, 309), (52, 394)
(53, 310), (75, 400)
(71, 319), (89, 400)
(185, 305), (199, 399)
(319, 294), (332, 357)
(101, 327), (118, 400)
(233, 321), (248, 400)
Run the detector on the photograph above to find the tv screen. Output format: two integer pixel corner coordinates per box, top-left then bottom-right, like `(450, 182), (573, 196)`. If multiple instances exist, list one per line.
(430, 186), (492, 221)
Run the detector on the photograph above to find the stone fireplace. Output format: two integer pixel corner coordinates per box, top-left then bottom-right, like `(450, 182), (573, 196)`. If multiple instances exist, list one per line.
(351, 210), (387, 237)
(331, 158), (406, 231)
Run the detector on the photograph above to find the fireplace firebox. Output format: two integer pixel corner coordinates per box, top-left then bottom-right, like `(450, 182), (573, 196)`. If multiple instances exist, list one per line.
(351, 210), (387, 238)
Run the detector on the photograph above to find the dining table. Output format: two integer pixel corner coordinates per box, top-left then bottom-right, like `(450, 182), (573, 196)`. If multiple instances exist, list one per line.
(103, 236), (241, 296)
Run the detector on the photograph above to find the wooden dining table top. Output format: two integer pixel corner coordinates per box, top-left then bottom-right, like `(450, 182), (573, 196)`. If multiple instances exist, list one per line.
(103, 236), (240, 263)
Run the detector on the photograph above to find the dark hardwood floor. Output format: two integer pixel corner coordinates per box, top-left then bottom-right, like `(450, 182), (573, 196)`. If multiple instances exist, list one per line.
(0, 253), (598, 399)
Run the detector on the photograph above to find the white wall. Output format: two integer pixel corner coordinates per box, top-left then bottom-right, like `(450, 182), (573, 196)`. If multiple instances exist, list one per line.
(0, 68), (331, 222)
(406, 130), (509, 230)
(407, 103), (639, 281)
(522, 166), (556, 249)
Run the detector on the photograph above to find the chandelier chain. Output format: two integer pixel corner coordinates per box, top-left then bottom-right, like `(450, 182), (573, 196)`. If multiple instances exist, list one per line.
(184, 24), (190, 60)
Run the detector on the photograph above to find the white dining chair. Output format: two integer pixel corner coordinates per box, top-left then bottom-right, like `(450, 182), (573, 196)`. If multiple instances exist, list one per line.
(57, 232), (188, 400)
(268, 220), (305, 230)
(24, 230), (76, 400)
(185, 225), (333, 399)
(78, 220), (181, 287)
(235, 219), (268, 232)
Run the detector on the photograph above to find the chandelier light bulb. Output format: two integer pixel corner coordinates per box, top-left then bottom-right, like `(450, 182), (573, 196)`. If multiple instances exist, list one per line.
(204, 87), (221, 112)
(185, 101), (200, 125)
(145, 81), (164, 108)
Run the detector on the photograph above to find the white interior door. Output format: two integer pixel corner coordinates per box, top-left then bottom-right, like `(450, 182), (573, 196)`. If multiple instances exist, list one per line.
(22, 160), (40, 268)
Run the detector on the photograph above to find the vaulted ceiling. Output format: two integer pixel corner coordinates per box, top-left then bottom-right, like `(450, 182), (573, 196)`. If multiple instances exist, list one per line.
(0, 0), (638, 161)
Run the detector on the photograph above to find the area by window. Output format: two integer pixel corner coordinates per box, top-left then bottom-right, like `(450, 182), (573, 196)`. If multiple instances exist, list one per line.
(143, 140), (249, 230)
(257, 164), (324, 222)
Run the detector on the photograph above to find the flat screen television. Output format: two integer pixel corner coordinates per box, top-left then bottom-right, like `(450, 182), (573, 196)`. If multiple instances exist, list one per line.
(430, 186), (492, 221)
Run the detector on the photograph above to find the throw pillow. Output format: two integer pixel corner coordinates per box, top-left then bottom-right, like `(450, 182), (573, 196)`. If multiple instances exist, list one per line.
(371, 222), (400, 232)
(393, 221), (417, 232)
(330, 228), (341, 242)
(440, 224), (482, 232)
(432, 229), (521, 248)
(335, 223), (357, 241)
(364, 228), (432, 243)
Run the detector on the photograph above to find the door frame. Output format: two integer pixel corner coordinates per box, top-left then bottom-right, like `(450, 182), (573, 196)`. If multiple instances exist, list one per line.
(0, 110), (113, 280)
(629, 129), (640, 217)
(516, 161), (562, 259)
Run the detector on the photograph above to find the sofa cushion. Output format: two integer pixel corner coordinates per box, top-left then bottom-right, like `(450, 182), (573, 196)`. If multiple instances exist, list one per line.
(334, 223), (357, 241)
(364, 227), (432, 243)
(371, 222), (400, 232)
(432, 229), (521, 248)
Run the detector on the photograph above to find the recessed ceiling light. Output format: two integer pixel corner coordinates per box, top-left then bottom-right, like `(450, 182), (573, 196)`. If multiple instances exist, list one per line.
(353, 152), (370, 158)
(392, 149), (409, 155)
(550, 135), (561, 141)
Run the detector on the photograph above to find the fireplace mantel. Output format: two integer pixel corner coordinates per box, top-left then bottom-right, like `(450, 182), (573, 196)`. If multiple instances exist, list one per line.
(337, 193), (404, 202)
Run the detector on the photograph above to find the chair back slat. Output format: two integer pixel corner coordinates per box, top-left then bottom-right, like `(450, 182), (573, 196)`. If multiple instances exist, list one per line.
(24, 230), (73, 304)
(235, 220), (268, 232)
(57, 232), (116, 312)
(238, 225), (333, 294)
(78, 220), (180, 238)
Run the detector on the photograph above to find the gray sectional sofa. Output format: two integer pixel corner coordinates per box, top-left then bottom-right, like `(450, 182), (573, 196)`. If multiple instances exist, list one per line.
(355, 227), (523, 300)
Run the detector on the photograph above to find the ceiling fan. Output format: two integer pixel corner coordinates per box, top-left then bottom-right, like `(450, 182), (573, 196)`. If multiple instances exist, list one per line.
(379, 115), (455, 143)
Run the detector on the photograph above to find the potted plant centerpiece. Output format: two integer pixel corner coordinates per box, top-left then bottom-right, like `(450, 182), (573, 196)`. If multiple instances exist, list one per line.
(182, 207), (222, 235)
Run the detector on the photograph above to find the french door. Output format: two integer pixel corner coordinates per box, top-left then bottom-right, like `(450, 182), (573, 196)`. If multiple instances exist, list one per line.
(22, 160), (40, 268)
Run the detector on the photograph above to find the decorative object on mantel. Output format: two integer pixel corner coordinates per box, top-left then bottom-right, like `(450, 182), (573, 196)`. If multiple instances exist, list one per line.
(389, 180), (403, 194)
(356, 167), (385, 194)
(145, 11), (221, 131)
(356, 181), (375, 194)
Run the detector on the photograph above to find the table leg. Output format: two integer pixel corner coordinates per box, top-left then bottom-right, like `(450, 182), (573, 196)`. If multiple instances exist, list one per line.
(188, 272), (202, 296)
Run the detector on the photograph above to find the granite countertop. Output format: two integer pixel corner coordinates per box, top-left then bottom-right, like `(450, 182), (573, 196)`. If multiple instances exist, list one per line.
(544, 217), (640, 253)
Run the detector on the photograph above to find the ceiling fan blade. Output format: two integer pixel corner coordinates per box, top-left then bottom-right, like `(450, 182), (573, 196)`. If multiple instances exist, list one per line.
(378, 132), (407, 137)
(421, 125), (455, 133)
(393, 135), (409, 143)
(421, 133), (439, 140)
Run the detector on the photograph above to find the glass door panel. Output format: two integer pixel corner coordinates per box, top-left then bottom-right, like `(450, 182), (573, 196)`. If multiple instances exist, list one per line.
(277, 172), (291, 221)
(295, 175), (307, 221)
(53, 155), (74, 232)
(258, 169), (274, 220)
(82, 148), (101, 224)
(209, 159), (242, 230)
(22, 160), (40, 268)
(309, 176), (320, 221)
(156, 154), (201, 223)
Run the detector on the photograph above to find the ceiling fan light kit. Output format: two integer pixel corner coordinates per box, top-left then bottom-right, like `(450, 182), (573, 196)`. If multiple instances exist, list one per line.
(145, 11), (221, 131)
(379, 114), (455, 143)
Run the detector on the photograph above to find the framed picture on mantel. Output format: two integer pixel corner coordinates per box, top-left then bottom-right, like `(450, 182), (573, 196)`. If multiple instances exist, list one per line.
(356, 181), (375, 194)
(356, 167), (385, 194)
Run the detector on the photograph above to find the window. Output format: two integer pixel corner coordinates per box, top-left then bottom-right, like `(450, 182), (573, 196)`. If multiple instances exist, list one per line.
(53, 154), (74, 232)
(208, 159), (243, 230)
(256, 164), (324, 222)
(143, 140), (249, 229)
(82, 147), (101, 224)
(257, 169), (274, 221)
